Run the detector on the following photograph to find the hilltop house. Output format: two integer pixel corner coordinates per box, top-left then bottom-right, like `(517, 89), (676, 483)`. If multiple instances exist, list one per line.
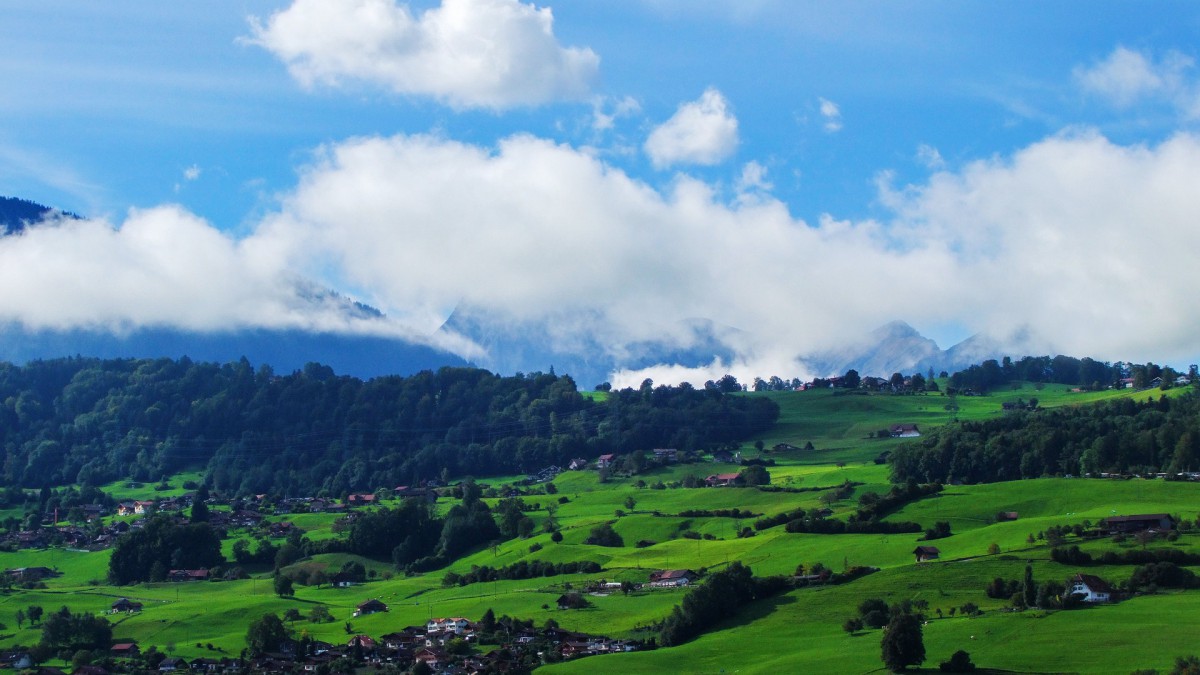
(913, 546), (940, 562)
(1069, 573), (1115, 603)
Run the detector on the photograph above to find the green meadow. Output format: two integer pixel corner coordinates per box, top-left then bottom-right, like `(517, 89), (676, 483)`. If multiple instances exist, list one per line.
(1, 382), (1196, 673)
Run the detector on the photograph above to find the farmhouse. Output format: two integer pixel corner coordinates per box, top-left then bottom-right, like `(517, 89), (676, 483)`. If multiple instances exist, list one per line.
(596, 454), (616, 469)
(890, 424), (921, 438)
(112, 598), (143, 613)
(996, 511), (1019, 522)
(1070, 573), (1115, 603)
(568, 458), (589, 471)
(913, 545), (940, 562)
(110, 643), (140, 657)
(648, 569), (695, 587)
(704, 473), (740, 487)
(354, 599), (388, 616)
(346, 494), (376, 506)
(1100, 513), (1174, 534)
(167, 569), (209, 582)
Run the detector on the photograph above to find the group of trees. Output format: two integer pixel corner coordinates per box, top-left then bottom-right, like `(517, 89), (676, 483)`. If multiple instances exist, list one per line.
(107, 516), (223, 584)
(0, 357), (778, 497)
(947, 356), (1189, 393)
(441, 559), (602, 587)
(659, 562), (790, 646)
(890, 395), (1200, 483)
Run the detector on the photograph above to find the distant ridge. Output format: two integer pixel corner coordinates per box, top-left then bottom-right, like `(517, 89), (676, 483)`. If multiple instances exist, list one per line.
(0, 195), (78, 235)
(801, 321), (1048, 379)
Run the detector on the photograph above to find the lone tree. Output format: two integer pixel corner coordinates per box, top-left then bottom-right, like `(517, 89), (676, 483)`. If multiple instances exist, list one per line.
(881, 612), (925, 672)
(245, 613), (289, 656)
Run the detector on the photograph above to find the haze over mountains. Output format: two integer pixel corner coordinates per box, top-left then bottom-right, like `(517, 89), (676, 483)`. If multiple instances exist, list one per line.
(1, 196), (1041, 384)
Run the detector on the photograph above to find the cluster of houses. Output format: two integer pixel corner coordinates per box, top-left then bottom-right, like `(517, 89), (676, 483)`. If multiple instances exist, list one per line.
(37, 610), (644, 674)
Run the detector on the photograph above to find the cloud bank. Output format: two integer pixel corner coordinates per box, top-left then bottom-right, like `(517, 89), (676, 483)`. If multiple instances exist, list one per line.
(246, 0), (599, 109)
(6, 128), (1200, 384)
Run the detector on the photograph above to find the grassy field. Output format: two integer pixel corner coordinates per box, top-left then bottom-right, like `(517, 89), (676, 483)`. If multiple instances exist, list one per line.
(0, 382), (1197, 673)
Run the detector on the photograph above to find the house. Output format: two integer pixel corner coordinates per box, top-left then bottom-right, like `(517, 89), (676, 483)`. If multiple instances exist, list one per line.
(1100, 514), (1175, 534)
(346, 494), (376, 506)
(712, 450), (735, 463)
(5, 566), (57, 582)
(596, 454), (616, 469)
(996, 511), (1019, 522)
(110, 643), (140, 657)
(913, 545), (940, 562)
(426, 617), (470, 634)
(354, 599), (388, 616)
(704, 473), (740, 487)
(890, 424), (921, 438)
(111, 598), (143, 613)
(158, 657), (185, 671)
(116, 502), (138, 517)
(347, 635), (376, 650)
(652, 448), (678, 463)
(568, 458), (589, 471)
(167, 569), (208, 582)
(1069, 573), (1114, 603)
(648, 569), (695, 587)
(413, 647), (447, 668)
(330, 571), (357, 588)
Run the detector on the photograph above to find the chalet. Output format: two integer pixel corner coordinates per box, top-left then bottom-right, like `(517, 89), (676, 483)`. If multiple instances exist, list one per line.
(560, 641), (591, 658)
(652, 448), (678, 463)
(347, 635), (376, 650)
(996, 511), (1019, 522)
(704, 473), (740, 487)
(346, 494), (376, 506)
(158, 657), (185, 671)
(913, 545), (940, 562)
(568, 458), (589, 471)
(1069, 573), (1115, 603)
(111, 598), (143, 613)
(890, 424), (921, 438)
(354, 599), (388, 616)
(1150, 377), (1164, 388)
(648, 569), (695, 587)
(110, 643), (140, 657)
(116, 502), (138, 517)
(167, 569), (208, 582)
(596, 454), (616, 469)
(1100, 514), (1175, 534)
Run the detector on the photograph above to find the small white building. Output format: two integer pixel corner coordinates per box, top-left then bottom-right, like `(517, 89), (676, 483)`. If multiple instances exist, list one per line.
(1070, 574), (1113, 603)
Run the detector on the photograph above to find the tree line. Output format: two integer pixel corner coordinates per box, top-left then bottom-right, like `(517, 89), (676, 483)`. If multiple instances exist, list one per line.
(890, 393), (1200, 483)
(0, 357), (778, 496)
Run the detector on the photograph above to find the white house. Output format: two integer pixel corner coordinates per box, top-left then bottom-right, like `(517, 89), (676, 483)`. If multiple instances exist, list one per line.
(1070, 574), (1114, 603)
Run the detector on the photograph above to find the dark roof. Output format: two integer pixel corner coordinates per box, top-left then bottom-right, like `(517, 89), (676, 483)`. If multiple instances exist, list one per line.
(913, 546), (940, 555)
(1074, 573), (1115, 593)
(1103, 513), (1172, 523)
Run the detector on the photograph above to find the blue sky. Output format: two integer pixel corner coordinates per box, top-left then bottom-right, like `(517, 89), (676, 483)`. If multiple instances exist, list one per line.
(3, 1), (1200, 383)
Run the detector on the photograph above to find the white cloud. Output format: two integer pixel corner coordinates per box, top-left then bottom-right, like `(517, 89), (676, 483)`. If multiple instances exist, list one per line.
(1075, 46), (1200, 115)
(818, 96), (843, 132)
(915, 144), (944, 169)
(183, 164), (201, 181)
(644, 88), (739, 168)
(591, 95), (641, 132)
(246, 0), (599, 110)
(8, 128), (1200, 385)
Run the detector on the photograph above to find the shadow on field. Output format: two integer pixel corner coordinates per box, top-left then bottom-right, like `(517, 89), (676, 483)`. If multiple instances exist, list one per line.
(716, 592), (797, 630)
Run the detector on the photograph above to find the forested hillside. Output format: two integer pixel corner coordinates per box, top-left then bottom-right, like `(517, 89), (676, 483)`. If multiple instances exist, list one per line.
(0, 357), (778, 496)
(891, 393), (1200, 483)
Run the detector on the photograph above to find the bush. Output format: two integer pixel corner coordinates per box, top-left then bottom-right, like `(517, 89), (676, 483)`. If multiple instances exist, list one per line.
(584, 523), (624, 547)
(939, 649), (976, 672)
